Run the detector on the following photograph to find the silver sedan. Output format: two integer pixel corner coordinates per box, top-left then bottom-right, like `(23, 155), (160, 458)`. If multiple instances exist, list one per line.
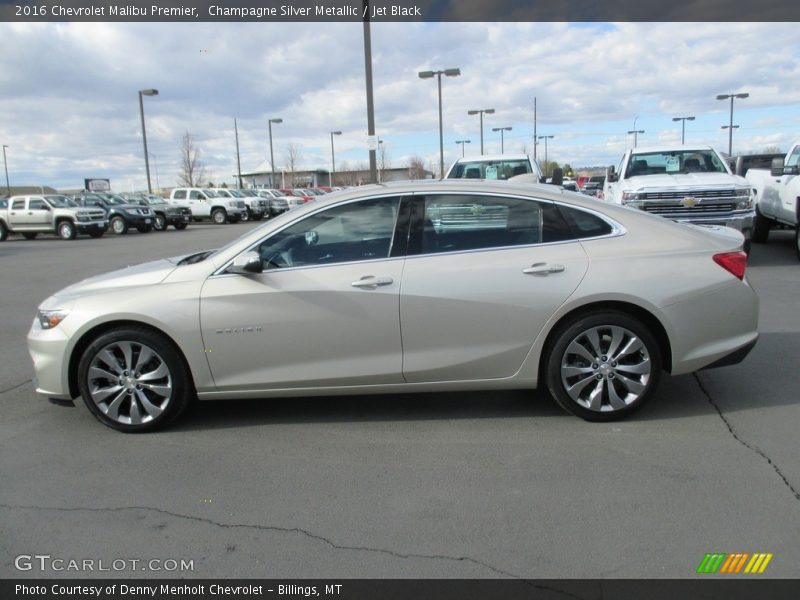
(27, 180), (758, 431)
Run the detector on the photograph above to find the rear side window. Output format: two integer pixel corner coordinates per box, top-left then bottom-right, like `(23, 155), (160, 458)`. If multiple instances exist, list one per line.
(12, 199), (25, 210)
(557, 204), (614, 239)
(173, 190), (187, 199)
(411, 195), (575, 255)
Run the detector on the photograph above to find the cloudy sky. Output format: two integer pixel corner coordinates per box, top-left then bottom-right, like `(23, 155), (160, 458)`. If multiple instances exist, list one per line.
(1, 21), (799, 191)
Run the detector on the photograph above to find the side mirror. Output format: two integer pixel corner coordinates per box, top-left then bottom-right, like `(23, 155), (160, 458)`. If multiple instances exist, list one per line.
(550, 168), (564, 187)
(305, 231), (319, 246)
(229, 251), (263, 274)
(607, 166), (618, 183)
(770, 157), (785, 177)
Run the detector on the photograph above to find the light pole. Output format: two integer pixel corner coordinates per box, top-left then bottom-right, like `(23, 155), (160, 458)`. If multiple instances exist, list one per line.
(418, 68), (461, 179)
(468, 108), (495, 155)
(672, 116), (695, 144)
(627, 129), (644, 147)
(455, 140), (471, 157)
(234, 118), (242, 189)
(492, 126), (512, 153)
(268, 118), (282, 188)
(147, 151), (160, 192)
(138, 88), (158, 193)
(537, 135), (554, 177)
(330, 130), (342, 187)
(2, 145), (9, 195)
(717, 92), (748, 155)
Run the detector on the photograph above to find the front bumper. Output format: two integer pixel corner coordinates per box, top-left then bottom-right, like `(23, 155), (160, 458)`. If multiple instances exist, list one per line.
(27, 319), (72, 400)
(122, 213), (155, 227)
(165, 212), (192, 225)
(671, 210), (754, 237)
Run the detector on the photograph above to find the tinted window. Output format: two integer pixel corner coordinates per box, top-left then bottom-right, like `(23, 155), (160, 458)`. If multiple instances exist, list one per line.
(173, 190), (187, 200)
(557, 204), (614, 239)
(12, 199), (25, 210)
(255, 197), (401, 269)
(447, 159), (532, 180)
(189, 191), (203, 199)
(29, 199), (47, 210)
(414, 195), (573, 255)
(786, 146), (800, 169)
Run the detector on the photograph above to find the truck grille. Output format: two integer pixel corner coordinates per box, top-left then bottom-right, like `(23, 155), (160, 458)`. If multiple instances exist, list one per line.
(87, 210), (106, 221)
(638, 189), (743, 219)
(236, 201), (246, 209)
(643, 201), (737, 216)
(639, 189), (736, 200)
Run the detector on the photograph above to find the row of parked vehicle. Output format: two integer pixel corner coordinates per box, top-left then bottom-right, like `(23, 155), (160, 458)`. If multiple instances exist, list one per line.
(0, 187), (334, 241)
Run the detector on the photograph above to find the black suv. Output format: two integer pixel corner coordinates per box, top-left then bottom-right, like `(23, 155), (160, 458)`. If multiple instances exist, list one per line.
(72, 193), (156, 234)
(122, 193), (191, 231)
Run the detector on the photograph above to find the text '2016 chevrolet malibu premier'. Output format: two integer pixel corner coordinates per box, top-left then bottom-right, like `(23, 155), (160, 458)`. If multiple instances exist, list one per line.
(27, 180), (758, 432)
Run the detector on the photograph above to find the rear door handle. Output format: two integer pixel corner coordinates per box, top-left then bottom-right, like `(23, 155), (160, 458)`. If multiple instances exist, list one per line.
(351, 276), (394, 288)
(523, 263), (565, 275)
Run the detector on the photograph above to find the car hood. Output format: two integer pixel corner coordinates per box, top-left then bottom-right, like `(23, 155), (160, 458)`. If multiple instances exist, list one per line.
(42, 258), (178, 305)
(623, 172), (747, 190)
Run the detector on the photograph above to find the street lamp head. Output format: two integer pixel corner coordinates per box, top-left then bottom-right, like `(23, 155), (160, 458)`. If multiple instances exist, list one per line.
(721, 125), (740, 130)
(270, 118), (283, 124)
(139, 89), (158, 96)
(687, 116), (696, 121)
(485, 108), (495, 114)
(716, 94), (729, 100)
(418, 71), (435, 79)
(443, 68), (461, 77)
(467, 110), (479, 115)
(331, 131), (342, 136)
(736, 93), (749, 99)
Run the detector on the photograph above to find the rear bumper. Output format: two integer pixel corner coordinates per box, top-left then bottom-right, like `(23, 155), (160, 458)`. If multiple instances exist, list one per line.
(701, 336), (758, 370)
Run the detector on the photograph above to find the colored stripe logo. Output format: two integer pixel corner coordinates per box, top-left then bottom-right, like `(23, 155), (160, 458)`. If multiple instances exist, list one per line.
(697, 552), (773, 574)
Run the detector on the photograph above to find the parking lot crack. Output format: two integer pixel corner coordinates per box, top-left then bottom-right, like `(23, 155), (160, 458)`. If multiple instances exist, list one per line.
(0, 502), (584, 596)
(0, 379), (30, 395)
(694, 373), (800, 502)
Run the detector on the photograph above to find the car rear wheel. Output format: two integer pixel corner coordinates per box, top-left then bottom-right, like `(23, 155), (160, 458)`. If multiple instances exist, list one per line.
(0, 221), (7, 241)
(153, 214), (167, 231)
(110, 216), (128, 235)
(22, 232), (38, 240)
(77, 328), (194, 432)
(211, 208), (226, 225)
(545, 311), (662, 421)
(57, 220), (77, 240)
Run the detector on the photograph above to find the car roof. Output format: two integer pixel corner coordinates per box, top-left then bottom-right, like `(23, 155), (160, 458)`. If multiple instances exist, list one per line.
(631, 144), (715, 154)
(451, 154), (530, 163)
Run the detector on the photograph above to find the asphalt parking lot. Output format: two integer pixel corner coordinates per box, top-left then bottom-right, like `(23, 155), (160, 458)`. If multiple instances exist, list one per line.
(1, 222), (798, 580)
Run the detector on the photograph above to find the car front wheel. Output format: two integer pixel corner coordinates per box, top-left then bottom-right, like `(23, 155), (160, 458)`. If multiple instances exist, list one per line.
(57, 220), (77, 240)
(77, 327), (194, 432)
(545, 311), (662, 421)
(153, 214), (167, 231)
(211, 208), (227, 225)
(751, 207), (772, 244)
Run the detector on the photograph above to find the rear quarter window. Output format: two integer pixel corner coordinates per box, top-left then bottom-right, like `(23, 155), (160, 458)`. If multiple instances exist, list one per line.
(557, 204), (614, 239)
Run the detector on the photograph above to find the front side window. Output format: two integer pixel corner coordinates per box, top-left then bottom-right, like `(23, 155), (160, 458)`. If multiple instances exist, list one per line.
(255, 197), (400, 269)
(28, 199), (47, 210)
(189, 191), (203, 200)
(413, 194), (574, 255)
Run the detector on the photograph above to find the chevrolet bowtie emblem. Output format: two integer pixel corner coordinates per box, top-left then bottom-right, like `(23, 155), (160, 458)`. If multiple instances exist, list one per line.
(681, 196), (699, 207)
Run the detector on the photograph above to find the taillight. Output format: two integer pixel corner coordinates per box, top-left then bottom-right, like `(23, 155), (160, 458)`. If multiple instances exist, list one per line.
(713, 251), (747, 280)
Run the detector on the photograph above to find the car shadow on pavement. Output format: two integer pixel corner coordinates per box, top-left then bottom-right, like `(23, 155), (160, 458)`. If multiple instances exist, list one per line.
(175, 332), (799, 431)
(747, 230), (798, 267)
(176, 388), (565, 432)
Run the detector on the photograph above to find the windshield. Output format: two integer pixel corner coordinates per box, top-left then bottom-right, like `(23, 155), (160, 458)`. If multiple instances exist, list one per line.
(227, 190), (246, 198)
(203, 189), (220, 198)
(100, 194), (129, 205)
(44, 195), (77, 208)
(145, 197), (167, 206)
(626, 150), (729, 177)
(447, 159), (532, 180)
(215, 190), (232, 197)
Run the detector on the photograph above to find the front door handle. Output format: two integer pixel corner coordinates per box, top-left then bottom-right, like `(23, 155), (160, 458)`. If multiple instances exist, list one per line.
(351, 276), (394, 288)
(523, 263), (566, 275)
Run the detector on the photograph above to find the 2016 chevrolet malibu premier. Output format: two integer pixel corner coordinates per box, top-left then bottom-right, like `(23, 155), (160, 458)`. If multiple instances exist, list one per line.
(27, 180), (758, 432)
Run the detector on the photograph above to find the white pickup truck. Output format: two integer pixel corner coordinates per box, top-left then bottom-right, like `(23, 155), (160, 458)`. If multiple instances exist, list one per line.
(746, 142), (800, 259)
(603, 145), (755, 251)
(168, 188), (247, 224)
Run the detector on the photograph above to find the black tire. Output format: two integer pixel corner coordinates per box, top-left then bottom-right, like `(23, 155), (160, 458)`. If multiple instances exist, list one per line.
(136, 224), (153, 233)
(88, 230), (105, 238)
(0, 221), (8, 241)
(751, 207), (772, 244)
(77, 327), (194, 432)
(22, 232), (38, 240)
(795, 226), (800, 262)
(153, 214), (167, 231)
(57, 220), (77, 240)
(211, 208), (227, 225)
(174, 222), (188, 230)
(110, 216), (128, 235)
(240, 210), (250, 222)
(545, 311), (662, 422)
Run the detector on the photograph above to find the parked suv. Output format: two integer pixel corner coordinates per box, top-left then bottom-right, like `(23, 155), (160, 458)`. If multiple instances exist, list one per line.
(122, 193), (192, 231)
(73, 192), (155, 234)
(0, 194), (107, 240)
(212, 189), (266, 221)
(168, 188), (247, 224)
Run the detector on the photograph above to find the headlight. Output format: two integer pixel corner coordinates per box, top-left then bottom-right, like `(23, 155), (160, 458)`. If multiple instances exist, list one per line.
(621, 191), (641, 204)
(734, 188), (753, 209)
(75, 212), (90, 222)
(38, 309), (69, 329)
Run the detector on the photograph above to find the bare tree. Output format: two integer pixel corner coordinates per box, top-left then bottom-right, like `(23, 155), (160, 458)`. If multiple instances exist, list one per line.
(285, 143), (300, 188)
(408, 155), (427, 180)
(178, 131), (205, 187)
